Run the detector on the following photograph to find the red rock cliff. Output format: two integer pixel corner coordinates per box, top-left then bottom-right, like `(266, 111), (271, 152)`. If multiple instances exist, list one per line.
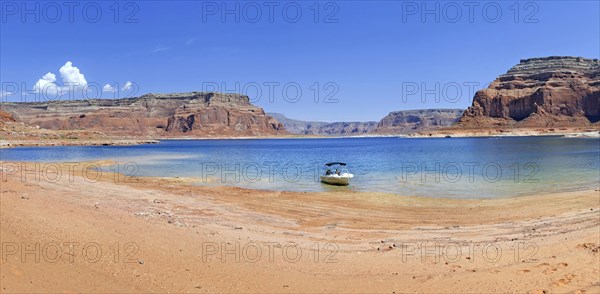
(0, 92), (286, 137)
(458, 56), (600, 128)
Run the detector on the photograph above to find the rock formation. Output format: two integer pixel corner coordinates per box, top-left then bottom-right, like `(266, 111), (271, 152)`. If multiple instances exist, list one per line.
(270, 110), (462, 135)
(0, 92), (286, 137)
(458, 56), (600, 128)
(373, 109), (463, 134)
(0, 108), (15, 124)
(268, 113), (377, 135)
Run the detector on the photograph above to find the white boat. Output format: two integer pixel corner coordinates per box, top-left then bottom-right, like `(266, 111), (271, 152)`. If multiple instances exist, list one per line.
(320, 162), (354, 186)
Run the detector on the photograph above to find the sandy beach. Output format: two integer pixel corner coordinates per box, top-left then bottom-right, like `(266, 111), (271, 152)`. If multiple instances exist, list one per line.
(1, 161), (598, 293)
(407, 128), (600, 139)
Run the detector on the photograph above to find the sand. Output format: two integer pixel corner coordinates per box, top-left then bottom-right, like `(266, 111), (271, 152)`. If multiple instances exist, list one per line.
(1, 161), (599, 293)
(408, 127), (600, 138)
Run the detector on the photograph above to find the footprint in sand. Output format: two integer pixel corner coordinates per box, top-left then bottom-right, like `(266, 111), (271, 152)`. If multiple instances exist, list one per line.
(542, 262), (568, 275)
(412, 275), (434, 282)
(536, 263), (550, 268)
(551, 273), (576, 287)
(576, 243), (600, 253)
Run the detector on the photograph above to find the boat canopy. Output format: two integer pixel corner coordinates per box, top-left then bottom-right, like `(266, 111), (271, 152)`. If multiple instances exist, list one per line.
(325, 162), (347, 166)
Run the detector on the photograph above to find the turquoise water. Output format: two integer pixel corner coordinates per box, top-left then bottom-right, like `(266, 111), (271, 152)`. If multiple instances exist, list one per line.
(1, 137), (598, 199)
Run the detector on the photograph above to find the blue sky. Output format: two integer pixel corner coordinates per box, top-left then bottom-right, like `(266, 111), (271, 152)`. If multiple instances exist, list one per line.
(1, 1), (599, 121)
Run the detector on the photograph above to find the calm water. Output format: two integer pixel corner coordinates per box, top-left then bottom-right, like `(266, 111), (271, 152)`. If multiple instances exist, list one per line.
(1, 137), (598, 199)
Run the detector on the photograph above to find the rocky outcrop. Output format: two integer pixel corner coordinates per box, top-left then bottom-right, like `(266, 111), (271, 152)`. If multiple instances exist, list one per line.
(1, 92), (286, 137)
(458, 56), (600, 128)
(373, 109), (463, 134)
(268, 113), (377, 135)
(0, 108), (15, 124)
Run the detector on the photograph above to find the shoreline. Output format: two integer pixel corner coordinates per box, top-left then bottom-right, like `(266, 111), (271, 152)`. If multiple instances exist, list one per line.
(2, 160), (599, 221)
(0, 139), (160, 148)
(2, 161), (598, 226)
(406, 128), (600, 138)
(2, 159), (598, 199)
(2, 129), (598, 148)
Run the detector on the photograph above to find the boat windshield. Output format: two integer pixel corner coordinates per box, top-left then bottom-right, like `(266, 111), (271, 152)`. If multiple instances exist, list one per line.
(324, 164), (349, 175)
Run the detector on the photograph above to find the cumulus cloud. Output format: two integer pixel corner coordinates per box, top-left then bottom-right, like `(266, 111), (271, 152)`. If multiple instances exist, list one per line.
(59, 61), (87, 90)
(102, 84), (116, 92)
(122, 81), (134, 91)
(33, 72), (61, 96)
(33, 61), (89, 96)
(31, 62), (132, 99)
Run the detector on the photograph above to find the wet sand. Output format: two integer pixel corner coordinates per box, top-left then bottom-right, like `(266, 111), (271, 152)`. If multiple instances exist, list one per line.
(1, 162), (599, 293)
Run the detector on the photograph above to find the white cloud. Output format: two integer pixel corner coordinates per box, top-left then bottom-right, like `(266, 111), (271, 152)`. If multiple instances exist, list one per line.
(122, 81), (133, 91)
(102, 84), (116, 92)
(31, 62), (128, 99)
(33, 72), (61, 96)
(32, 61), (90, 97)
(59, 61), (87, 90)
(0, 91), (14, 97)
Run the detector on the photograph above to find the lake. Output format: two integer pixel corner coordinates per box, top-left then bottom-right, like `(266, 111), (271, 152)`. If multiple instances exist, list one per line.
(1, 136), (598, 199)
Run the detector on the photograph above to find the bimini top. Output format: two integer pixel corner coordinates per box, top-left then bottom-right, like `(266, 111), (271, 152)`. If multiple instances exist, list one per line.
(325, 162), (347, 166)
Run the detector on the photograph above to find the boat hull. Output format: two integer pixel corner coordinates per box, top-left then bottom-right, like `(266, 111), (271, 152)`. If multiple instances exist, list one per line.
(320, 174), (352, 186)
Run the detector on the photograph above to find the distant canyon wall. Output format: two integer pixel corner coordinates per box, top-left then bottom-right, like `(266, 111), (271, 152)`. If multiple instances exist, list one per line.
(373, 109), (463, 134)
(267, 113), (377, 135)
(270, 109), (462, 135)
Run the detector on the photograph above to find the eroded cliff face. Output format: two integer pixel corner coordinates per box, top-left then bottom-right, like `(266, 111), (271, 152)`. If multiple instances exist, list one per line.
(0, 92), (285, 137)
(459, 56), (600, 128)
(0, 109), (15, 124)
(373, 109), (463, 134)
